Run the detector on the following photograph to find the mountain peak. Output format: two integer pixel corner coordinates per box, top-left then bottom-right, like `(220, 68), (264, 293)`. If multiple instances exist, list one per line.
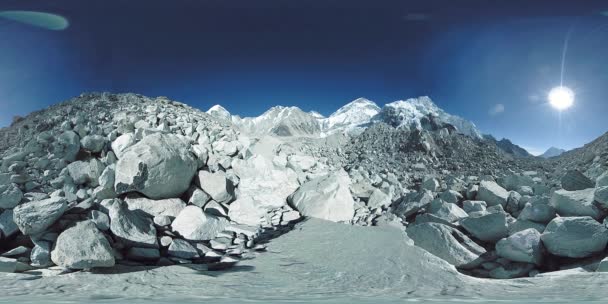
(540, 146), (566, 158)
(206, 104), (231, 120)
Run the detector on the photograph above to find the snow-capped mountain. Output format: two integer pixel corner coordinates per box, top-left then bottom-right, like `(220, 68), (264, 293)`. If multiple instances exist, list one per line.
(540, 147), (566, 158)
(215, 96), (483, 139)
(320, 98), (380, 135)
(232, 106), (321, 137)
(376, 97), (482, 139)
(206, 104), (231, 121)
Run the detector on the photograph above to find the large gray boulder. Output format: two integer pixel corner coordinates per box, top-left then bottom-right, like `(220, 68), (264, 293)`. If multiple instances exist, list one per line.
(561, 170), (595, 191)
(50, 220), (115, 269)
(124, 197), (186, 218)
(541, 216), (608, 258)
(288, 170), (355, 222)
(81, 135), (106, 153)
(367, 188), (392, 209)
(426, 199), (468, 223)
(13, 197), (67, 235)
(172, 205), (228, 241)
(67, 159), (105, 187)
(108, 200), (158, 248)
(460, 210), (508, 242)
(498, 174), (535, 192)
(228, 196), (271, 226)
(407, 222), (486, 267)
(0, 210), (19, 238)
(0, 183), (23, 209)
(517, 197), (556, 224)
(0, 257), (17, 273)
(496, 228), (543, 265)
(196, 170), (235, 204)
(476, 180), (509, 207)
(168, 239), (199, 259)
(393, 191), (434, 218)
(594, 186), (608, 209)
(550, 189), (605, 220)
(114, 133), (197, 199)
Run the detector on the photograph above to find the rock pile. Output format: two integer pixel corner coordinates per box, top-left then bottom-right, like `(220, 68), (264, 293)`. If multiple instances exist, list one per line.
(0, 93), (305, 273)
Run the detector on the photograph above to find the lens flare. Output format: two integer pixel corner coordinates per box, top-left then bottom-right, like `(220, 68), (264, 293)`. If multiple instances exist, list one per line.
(548, 86), (574, 111)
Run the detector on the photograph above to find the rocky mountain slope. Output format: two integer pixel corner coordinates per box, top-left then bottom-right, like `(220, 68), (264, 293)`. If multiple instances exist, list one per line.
(483, 135), (532, 157)
(2, 92), (608, 287)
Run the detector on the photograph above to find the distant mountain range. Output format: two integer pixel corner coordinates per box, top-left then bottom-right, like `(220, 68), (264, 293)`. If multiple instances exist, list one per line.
(205, 97), (545, 158)
(540, 147), (566, 158)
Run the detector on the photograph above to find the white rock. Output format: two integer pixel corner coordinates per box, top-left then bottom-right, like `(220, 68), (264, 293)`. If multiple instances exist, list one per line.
(196, 170), (235, 204)
(111, 133), (136, 159)
(124, 197), (186, 218)
(114, 133), (197, 199)
(108, 200), (158, 248)
(81, 135), (106, 153)
(0, 210), (19, 238)
(50, 220), (115, 269)
(286, 154), (316, 172)
(288, 170), (355, 222)
(460, 210), (508, 242)
(476, 181), (509, 207)
(67, 159), (105, 187)
(168, 239), (199, 259)
(541, 216), (608, 258)
(496, 228), (543, 265)
(0, 257), (17, 273)
(172, 205), (229, 241)
(367, 188), (392, 209)
(13, 197), (67, 235)
(550, 188), (605, 220)
(0, 183), (22, 209)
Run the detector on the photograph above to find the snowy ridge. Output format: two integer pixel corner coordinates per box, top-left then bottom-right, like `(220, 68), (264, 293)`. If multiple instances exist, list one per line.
(320, 98), (380, 135)
(206, 104), (231, 121)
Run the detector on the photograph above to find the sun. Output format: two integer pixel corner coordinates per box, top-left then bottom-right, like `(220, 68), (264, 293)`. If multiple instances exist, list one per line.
(548, 86), (574, 110)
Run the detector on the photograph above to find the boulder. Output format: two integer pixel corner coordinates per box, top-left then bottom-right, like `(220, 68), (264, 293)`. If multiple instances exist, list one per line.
(286, 154), (316, 172)
(187, 186), (211, 207)
(561, 170), (595, 191)
(439, 190), (463, 205)
(81, 135), (106, 153)
(517, 197), (556, 224)
(108, 200), (158, 248)
(496, 228), (543, 265)
(195, 170), (235, 204)
(498, 174), (535, 192)
(30, 240), (52, 267)
(421, 177), (440, 192)
(0, 210), (19, 238)
(366, 188), (391, 209)
(508, 220), (546, 235)
(168, 239), (199, 259)
(288, 170), (355, 222)
(460, 210), (508, 242)
(594, 186), (608, 209)
(111, 133), (136, 159)
(426, 199), (468, 223)
(13, 197), (67, 235)
(463, 200), (487, 213)
(114, 133), (197, 199)
(228, 196), (270, 226)
(57, 131), (80, 162)
(541, 216), (608, 258)
(172, 205), (229, 241)
(0, 183), (23, 209)
(476, 181), (509, 207)
(597, 257), (608, 272)
(50, 220), (115, 269)
(0, 257), (17, 273)
(394, 191), (434, 218)
(89, 210), (110, 231)
(67, 159), (105, 187)
(407, 222), (486, 267)
(550, 189), (605, 220)
(124, 197), (186, 218)
(597, 172), (608, 188)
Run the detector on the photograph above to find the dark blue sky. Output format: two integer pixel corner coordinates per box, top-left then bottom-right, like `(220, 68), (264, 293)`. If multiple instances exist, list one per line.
(1, 0), (608, 154)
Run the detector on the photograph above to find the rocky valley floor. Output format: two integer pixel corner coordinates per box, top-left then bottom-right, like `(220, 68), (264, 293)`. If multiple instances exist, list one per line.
(1, 93), (608, 302)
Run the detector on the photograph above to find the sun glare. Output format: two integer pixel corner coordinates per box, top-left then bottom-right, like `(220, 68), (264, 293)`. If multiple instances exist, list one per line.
(548, 86), (574, 111)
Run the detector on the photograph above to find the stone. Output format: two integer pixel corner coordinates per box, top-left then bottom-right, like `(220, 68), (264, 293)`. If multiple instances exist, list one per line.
(541, 216), (608, 258)
(50, 220), (115, 269)
(463, 200), (487, 214)
(30, 241), (53, 267)
(203, 200), (228, 217)
(89, 210), (110, 231)
(508, 220), (546, 235)
(67, 159), (105, 187)
(407, 222), (486, 267)
(126, 247), (160, 261)
(594, 186), (608, 209)
(111, 133), (136, 159)
(1, 246), (29, 257)
(81, 135), (106, 153)
(439, 190), (463, 205)
(0, 257), (17, 273)
(13, 197), (67, 235)
(207, 255), (239, 271)
(517, 197), (556, 224)
(394, 191), (434, 218)
(114, 133), (198, 200)
(195, 170), (235, 204)
(0, 183), (23, 209)
(496, 229), (543, 265)
(172, 205), (229, 241)
(596, 257), (608, 272)
(288, 170), (355, 222)
(426, 199), (468, 223)
(350, 182), (375, 201)
(460, 210), (508, 242)
(498, 174), (535, 192)
(168, 239), (199, 259)
(286, 154), (317, 172)
(366, 188), (391, 209)
(0, 210), (19, 238)
(187, 186), (211, 207)
(108, 200), (158, 248)
(57, 131), (80, 162)
(550, 188), (605, 220)
(160, 236), (173, 247)
(153, 215), (171, 226)
(476, 181), (509, 207)
(597, 172), (608, 188)
(421, 177), (440, 192)
(489, 262), (535, 279)
(561, 170), (595, 191)
(124, 197), (186, 218)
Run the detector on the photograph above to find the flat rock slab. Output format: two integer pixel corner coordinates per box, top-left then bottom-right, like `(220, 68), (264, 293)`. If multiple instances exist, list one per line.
(13, 197), (67, 235)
